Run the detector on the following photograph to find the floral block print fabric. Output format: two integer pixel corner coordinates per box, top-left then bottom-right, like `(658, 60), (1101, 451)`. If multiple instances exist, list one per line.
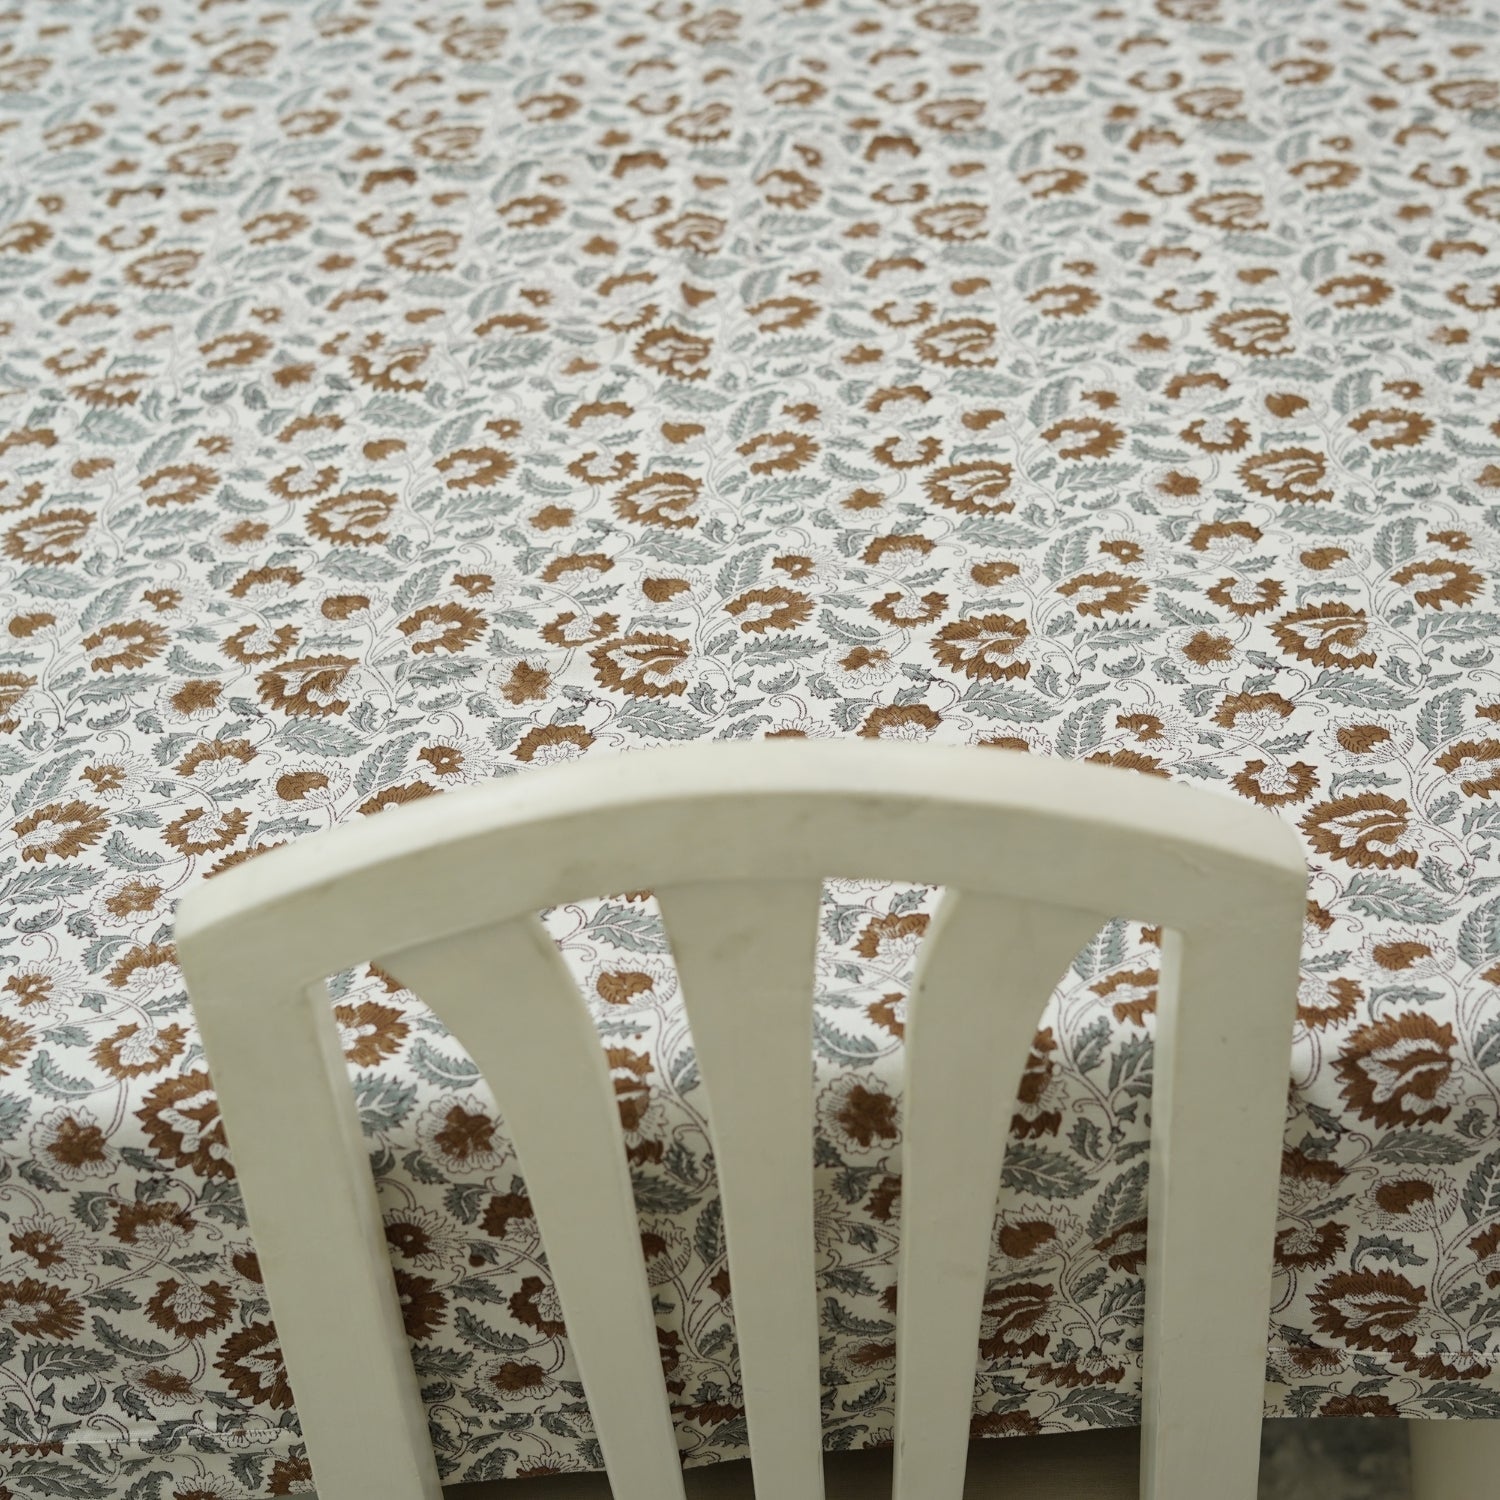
(2, 0), (1500, 1489)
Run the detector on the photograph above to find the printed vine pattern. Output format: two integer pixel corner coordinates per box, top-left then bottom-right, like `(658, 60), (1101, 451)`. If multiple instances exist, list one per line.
(2, 0), (1500, 1490)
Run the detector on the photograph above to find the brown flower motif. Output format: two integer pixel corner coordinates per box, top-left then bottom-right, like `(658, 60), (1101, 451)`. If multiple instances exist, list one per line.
(913, 201), (988, 241)
(539, 611), (617, 648)
(267, 1457), (313, 1497)
(633, 326), (712, 382)
(1317, 275), (1391, 307)
(1092, 968), (1158, 1025)
(931, 614), (1032, 680)
(515, 725), (594, 762)
(0, 478), (43, 514)
(499, 662), (552, 704)
(385, 230), (461, 272)
(724, 588), (813, 634)
(827, 1081), (898, 1150)
(125, 249), (201, 289)
(1014, 1029), (1062, 1138)
(1272, 603), (1376, 669)
(1096, 1217), (1148, 1275)
(1275, 1222), (1348, 1272)
(1035, 1351), (1127, 1389)
(1189, 191), (1268, 230)
(163, 808), (248, 856)
(216, 1323), (294, 1409)
(145, 1279), (235, 1339)
(1233, 760), (1319, 807)
(306, 490), (396, 546)
(9, 1226), (71, 1273)
(1209, 308), (1294, 357)
(1390, 559), (1484, 610)
(738, 431), (820, 474)
(1449, 282), (1500, 313)
(399, 603), (487, 654)
(5, 508), (94, 565)
(591, 633), (691, 698)
(0, 220), (52, 254)
(0, 1016), (34, 1076)
(564, 447), (633, 483)
(654, 213), (726, 254)
(853, 912), (929, 962)
(1290, 160), (1360, 190)
(395, 1271), (447, 1342)
(923, 461), (1014, 514)
(83, 620), (169, 673)
(1239, 448), (1333, 504)
(102, 943), (177, 997)
(509, 1276), (567, 1337)
(914, 317), (1000, 368)
(613, 472), (702, 529)
(0, 669), (36, 731)
(334, 1002), (409, 1066)
(1041, 418), (1124, 460)
(141, 464), (218, 506)
(1206, 577), (1285, 617)
(137, 1072), (233, 1178)
(1348, 408), (1433, 449)
(1056, 572), (1149, 617)
(1310, 1270), (1426, 1354)
(870, 591), (947, 627)
(93, 1022), (187, 1080)
(0, 1280), (84, 1340)
(495, 192), (565, 230)
(859, 704), (942, 740)
(1470, 1225), (1500, 1289)
(1087, 749), (1170, 777)
(873, 434), (943, 470)
(1335, 1013), (1457, 1129)
(436, 447), (514, 490)
(978, 1282), (1056, 1359)
(13, 801), (110, 863)
(971, 1411), (1043, 1439)
(1028, 284), (1100, 317)
(1021, 167), (1087, 199)
(359, 782), (441, 817)
(1300, 795), (1418, 870)
(748, 296), (819, 333)
(222, 623), (298, 664)
(271, 462), (342, 504)
(1436, 739), (1500, 798)
(1181, 417), (1251, 453)
(202, 331), (272, 368)
(257, 656), (357, 717)
(757, 167), (820, 210)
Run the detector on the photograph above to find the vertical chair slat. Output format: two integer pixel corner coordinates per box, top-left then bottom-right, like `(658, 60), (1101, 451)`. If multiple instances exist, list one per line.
(655, 879), (826, 1500)
(893, 893), (1109, 1500)
(191, 976), (443, 1500)
(381, 914), (688, 1500)
(1139, 919), (1302, 1500)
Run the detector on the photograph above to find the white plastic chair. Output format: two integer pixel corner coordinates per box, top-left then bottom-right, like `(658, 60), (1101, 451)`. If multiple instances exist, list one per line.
(174, 739), (1307, 1500)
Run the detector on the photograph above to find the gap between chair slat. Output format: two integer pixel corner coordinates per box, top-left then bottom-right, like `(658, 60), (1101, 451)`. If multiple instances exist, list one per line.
(656, 880), (827, 1500)
(894, 893), (1109, 1500)
(381, 916), (687, 1500)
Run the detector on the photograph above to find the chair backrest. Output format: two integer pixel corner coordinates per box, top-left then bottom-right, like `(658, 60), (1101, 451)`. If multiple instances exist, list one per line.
(174, 740), (1306, 1500)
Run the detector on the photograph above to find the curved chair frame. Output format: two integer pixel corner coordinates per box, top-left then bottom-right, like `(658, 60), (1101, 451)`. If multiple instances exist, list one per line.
(176, 740), (1307, 1500)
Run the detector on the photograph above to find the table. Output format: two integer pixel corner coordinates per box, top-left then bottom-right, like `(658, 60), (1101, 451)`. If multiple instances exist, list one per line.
(2, 0), (1500, 1488)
